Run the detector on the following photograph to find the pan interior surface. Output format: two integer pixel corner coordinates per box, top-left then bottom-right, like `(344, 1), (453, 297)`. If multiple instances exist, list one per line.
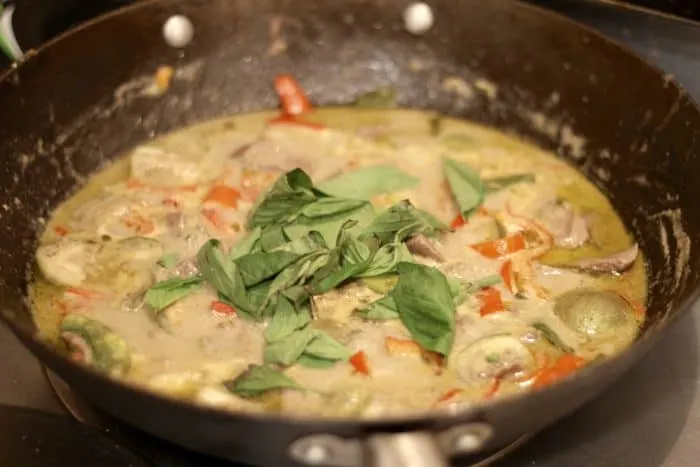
(0, 0), (700, 464)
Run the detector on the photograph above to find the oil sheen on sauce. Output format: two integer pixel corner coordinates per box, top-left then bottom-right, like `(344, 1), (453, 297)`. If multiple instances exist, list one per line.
(30, 109), (646, 419)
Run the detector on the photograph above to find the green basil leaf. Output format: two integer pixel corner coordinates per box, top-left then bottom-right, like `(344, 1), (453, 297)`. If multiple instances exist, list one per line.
(245, 280), (273, 313)
(284, 202), (375, 248)
(533, 322), (574, 353)
(264, 328), (316, 366)
(302, 331), (351, 362)
(360, 275), (398, 294)
(296, 355), (338, 369)
(235, 251), (302, 287)
(443, 156), (485, 218)
(264, 296), (310, 342)
(144, 276), (203, 312)
(359, 242), (412, 278)
(259, 225), (289, 252)
(274, 233), (326, 255)
(300, 198), (369, 218)
(264, 250), (329, 309)
(228, 227), (262, 260)
(224, 364), (302, 398)
(156, 252), (179, 269)
(281, 285), (310, 307)
(361, 200), (443, 244)
(484, 173), (535, 192)
(247, 169), (318, 228)
(392, 262), (456, 356)
(356, 295), (399, 320)
(317, 166), (419, 200)
(196, 240), (248, 312)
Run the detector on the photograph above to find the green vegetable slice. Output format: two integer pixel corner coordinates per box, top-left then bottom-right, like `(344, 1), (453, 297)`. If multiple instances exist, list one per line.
(59, 314), (131, 375)
(224, 365), (303, 398)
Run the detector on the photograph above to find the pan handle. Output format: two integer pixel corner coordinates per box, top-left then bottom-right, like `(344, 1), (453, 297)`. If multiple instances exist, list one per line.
(365, 431), (447, 467)
(289, 422), (493, 467)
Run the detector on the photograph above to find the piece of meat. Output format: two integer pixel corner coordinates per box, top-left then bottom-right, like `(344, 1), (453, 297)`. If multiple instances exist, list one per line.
(537, 199), (590, 248)
(406, 235), (445, 262)
(567, 244), (639, 275)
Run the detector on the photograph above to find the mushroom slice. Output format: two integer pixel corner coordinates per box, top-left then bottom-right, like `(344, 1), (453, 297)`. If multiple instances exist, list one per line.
(59, 314), (131, 375)
(405, 234), (445, 263)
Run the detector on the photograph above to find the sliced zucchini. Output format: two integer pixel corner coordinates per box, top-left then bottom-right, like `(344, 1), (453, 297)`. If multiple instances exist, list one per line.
(36, 239), (100, 287)
(553, 288), (638, 341)
(115, 237), (164, 268)
(59, 313), (131, 375)
(455, 334), (535, 383)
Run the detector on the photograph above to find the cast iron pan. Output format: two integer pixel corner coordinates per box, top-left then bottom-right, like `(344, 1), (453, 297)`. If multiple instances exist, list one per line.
(1, 0), (700, 465)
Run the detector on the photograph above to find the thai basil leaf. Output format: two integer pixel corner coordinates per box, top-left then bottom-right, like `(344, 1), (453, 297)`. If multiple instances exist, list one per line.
(275, 232), (326, 255)
(284, 202), (375, 248)
(196, 240), (248, 311)
(360, 275), (398, 294)
(228, 227), (262, 260)
(264, 296), (310, 343)
(361, 200), (445, 245)
(352, 87), (397, 108)
(247, 169), (318, 228)
(264, 328), (316, 366)
(296, 355), (338, 369)
(224, 365), (302, 398)
(235, 251), (302, 287)
(483, 173), (535, 192)
(356, 295), (399, 320)
(246, 280), (273, 313)
(264, 250), (329, 309)
(533, 322), (574, 353)
(359, 242), (412, 278)
(392, 262), (456, 356)
(302, 331), (351, 362)
(144, 276), (204, 312)
(281, 285), (310, 307)
(317, 166), (419, 200)
(443, 156), (485, 218)
(300, 198), (369, 218)
(259, 225), (289, 252)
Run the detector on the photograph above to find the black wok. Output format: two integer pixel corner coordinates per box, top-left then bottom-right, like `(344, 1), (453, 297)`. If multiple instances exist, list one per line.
(1, 0), (700, 465)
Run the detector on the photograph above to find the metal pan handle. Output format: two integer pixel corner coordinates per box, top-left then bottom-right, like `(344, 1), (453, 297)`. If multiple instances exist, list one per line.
(365, 431), (448, 467)
(289, 422), (493, 467)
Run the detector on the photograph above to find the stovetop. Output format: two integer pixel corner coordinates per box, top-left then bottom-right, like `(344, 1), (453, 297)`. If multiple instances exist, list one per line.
(2, 1), (700, 466)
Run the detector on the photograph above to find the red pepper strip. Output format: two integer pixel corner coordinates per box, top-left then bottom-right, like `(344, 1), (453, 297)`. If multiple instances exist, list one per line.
(384, 337), (444, 371)
(471, 232), (527, 259)
(501, 203), (553, 259)
(201, 208), (228, 231)
(53, 225), (69, 237)
(531, 354), (585, 390)
(350, 351), (371, 376)
(123, 213), (155, 235)
(203, 185), (241, 209)
(436, 388), (463, 404)
(450, 207), (490, 230)
(210, 300), (237, 316)
(484, 378), (502, 399)
(477, 287), (505, 316)
(451, 214), (466, 229)
(274, 74), (313, 116)
(500, 260), (514, 293)
(65, 287), (101, 299)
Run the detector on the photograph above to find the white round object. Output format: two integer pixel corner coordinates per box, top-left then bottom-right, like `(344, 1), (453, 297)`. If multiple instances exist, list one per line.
(403, 2), (434, 35)
(162, 15), (194, 48)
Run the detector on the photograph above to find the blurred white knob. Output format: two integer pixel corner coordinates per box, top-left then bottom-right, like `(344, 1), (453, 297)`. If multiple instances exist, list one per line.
(404, 2), (434, 35)
(163, 15), (194, 48)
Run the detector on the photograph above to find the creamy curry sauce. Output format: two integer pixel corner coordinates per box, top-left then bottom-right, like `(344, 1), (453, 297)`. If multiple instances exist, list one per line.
(30, 107), (645, 419)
